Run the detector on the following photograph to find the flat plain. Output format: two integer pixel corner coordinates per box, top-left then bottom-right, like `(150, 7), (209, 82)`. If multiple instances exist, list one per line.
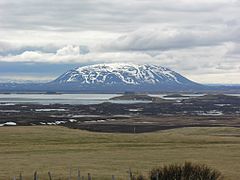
(0, 126), (239, 179)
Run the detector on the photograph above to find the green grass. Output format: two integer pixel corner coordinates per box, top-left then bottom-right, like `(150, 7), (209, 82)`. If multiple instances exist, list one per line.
(0, 126), (239, 179)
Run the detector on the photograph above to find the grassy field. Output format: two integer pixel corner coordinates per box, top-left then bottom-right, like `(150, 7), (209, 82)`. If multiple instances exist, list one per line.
(0, 126), (240, 180)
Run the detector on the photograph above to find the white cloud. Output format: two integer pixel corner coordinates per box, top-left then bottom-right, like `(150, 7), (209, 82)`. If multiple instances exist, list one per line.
(56, 45), (80, 56)
(0, 43), (239, 83)
(0, 45), (154, 64)
(0, 0), (240, 84)
(101, 26), (240, 51)
(0, 74), (55, 83)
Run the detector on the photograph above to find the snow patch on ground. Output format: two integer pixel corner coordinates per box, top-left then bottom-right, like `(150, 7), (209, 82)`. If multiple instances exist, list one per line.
(214, 104), (231, 107)
(69, 119), (77, 122)
(35, 109), (66, 112)
(0, 110), (20, 113)
(195, 110), (223, 116)
(84, 120), (106, 123)
(129, 108), (143, 112)
(0, 103), (15, 106)
(0, 122), (17, 126)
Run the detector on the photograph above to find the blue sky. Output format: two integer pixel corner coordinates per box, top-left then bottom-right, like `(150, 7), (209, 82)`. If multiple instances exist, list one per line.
(0, 0), (240, 84)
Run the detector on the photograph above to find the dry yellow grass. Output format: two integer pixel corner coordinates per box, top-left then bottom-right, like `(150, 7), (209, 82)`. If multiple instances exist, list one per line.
(0, 126), (239, 179)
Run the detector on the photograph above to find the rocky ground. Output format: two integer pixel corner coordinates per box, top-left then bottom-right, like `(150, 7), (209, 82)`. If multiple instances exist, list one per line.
(0, 94), (239, 133)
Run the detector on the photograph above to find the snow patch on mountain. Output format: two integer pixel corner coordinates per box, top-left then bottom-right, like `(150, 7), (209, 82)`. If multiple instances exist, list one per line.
(53, 63), (192, 85)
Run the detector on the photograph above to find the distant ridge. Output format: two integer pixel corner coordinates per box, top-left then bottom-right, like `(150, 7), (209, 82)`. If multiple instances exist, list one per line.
(49, 63), (203, 92)
(0, 63), (239, 93)
(53, 63), (187, 85)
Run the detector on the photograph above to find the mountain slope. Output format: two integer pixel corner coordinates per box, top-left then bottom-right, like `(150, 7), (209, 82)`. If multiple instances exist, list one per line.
(1, 63), (239, 93)
(50, 63), (203, 92)
(53, 63), (192, 84)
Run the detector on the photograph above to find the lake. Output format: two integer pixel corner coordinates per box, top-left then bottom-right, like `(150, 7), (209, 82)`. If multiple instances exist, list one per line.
(0, 93), (151, 105)
(0, 93), (239, 105)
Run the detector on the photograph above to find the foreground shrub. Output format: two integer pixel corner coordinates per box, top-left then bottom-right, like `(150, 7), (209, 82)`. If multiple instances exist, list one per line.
(149, 162), (223, 180)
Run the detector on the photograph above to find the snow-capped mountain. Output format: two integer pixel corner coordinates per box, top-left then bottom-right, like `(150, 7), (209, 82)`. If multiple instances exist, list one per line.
(53, 63), (194, 85)
(0, 63), (239, 93)
(49, 63), (202, 92)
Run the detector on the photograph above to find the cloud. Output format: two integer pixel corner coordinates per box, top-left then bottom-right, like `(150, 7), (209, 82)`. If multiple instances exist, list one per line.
(0, 45), (154, 64)
(0, 43), (239, 73)
(101, 26), (240, 51)
(0, 0), (240, 84)
(0, 0), (238, 31)
(0, 41), (14, 54)
(0, 74), (56, 83)
(56, 45), (81, 56)
(56, 45), (90, 56)
(0, 43), (239, 83)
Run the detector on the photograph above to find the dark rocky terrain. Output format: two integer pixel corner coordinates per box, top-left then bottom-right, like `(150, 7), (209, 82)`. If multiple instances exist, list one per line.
(0, 94), (239, 133)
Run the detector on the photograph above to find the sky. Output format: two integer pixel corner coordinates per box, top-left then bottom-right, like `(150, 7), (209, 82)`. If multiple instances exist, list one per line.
(0, 0), (240, 84)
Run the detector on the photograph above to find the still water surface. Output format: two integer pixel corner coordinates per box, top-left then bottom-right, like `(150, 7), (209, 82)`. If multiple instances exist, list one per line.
(0, 93), (238, 105)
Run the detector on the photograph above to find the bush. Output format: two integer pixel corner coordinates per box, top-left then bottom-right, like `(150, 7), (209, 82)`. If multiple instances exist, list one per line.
(149, 162), (223, 180)
(136, 174), (147, 180)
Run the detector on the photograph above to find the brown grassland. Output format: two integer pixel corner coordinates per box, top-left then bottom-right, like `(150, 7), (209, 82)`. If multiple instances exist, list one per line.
(0, 126), (239, 179)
